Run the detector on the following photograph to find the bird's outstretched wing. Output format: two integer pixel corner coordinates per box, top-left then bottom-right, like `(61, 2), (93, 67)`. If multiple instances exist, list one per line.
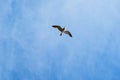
(64, 31), (72, 37)
(52, 25), (63, 32)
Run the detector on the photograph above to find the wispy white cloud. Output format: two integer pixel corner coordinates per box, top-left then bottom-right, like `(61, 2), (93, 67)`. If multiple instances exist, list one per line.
(0, 0), (120, 79)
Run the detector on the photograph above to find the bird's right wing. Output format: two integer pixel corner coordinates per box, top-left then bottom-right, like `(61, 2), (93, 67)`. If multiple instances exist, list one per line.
(52, 25), (63, 32)
(64, 31), (72, 37)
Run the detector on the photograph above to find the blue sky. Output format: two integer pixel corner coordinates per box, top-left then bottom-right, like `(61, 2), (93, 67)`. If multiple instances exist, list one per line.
(0, 0), (120, 80)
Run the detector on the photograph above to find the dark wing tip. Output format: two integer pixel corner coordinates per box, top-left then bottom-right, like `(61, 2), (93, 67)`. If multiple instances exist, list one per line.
(52, 25), (56, 28)
(69, 33), (72, 37)
(52, 25), (60, 28)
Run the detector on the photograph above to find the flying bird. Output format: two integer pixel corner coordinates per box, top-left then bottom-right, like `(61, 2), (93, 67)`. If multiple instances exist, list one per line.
(52, 25), (72, 37)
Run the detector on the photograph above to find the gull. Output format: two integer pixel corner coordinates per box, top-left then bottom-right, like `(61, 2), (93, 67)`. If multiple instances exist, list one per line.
(52, 25), (72, 37)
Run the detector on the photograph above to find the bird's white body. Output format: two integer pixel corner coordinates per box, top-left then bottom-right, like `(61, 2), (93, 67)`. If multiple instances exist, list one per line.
(60, 27), (65, 36)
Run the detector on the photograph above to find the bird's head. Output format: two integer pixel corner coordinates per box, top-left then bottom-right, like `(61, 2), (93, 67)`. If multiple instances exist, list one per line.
(63, 27), (65, 30)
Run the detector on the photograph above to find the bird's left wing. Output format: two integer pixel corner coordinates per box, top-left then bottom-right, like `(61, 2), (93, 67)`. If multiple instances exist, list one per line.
(52, 25), (63, 32)
(64, 31), (72, 37)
